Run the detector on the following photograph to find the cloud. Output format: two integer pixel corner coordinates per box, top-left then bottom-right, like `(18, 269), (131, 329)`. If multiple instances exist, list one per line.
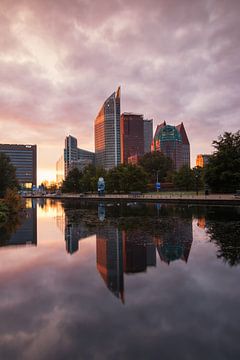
(0, 0), (240, 181)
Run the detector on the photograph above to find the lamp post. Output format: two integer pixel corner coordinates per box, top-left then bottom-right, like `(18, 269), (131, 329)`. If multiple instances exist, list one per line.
(193, 167), (200, 196)
(156, 170), (160, 192)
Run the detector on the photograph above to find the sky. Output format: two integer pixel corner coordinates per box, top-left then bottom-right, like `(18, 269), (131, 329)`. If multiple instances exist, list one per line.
(0, 0), (239, 184)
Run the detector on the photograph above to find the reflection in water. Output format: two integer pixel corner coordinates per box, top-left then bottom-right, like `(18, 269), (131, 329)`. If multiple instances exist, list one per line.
(0, 200), (37, 248)
(96, 225), (124, 303)
(196, 211), (240, 266)
(54, 202), (194, 302)
(0, 200), (240, 359)
(155, 219), (193, 265)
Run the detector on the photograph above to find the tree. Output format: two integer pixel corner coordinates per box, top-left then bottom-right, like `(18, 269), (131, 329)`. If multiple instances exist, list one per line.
(205, 131), (240, 193)
(106, 164), (148, 193)
(139, 151), (173, 183)
(80, 165), (107, 192)
(173, 165), (195, 191)
(0, 153), (19, 197)
(62, 168), (82, 193)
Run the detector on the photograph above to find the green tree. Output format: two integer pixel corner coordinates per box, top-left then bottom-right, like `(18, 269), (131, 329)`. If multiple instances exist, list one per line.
(205, 131), (240, 193)
(106, 164), (148, 193)
(139, 151), (173, 183)
(0, 153), (19, 197)
(173, 165), (195, 191)
(80, 165), (107, 192)
(62, 168), (82, 193)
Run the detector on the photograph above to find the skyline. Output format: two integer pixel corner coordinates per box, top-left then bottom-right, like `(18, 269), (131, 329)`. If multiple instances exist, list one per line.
(0, 0), (240, 183)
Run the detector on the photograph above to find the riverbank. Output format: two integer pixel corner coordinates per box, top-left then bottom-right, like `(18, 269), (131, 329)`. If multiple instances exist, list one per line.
(23, 193), (240, 206)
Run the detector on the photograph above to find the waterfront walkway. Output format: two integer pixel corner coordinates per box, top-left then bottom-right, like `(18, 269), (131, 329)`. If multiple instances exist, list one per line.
(26, 193), (240, 205)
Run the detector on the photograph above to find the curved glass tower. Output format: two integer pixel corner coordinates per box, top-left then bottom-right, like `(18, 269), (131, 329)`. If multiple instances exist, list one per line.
(95, 87), (121, 169)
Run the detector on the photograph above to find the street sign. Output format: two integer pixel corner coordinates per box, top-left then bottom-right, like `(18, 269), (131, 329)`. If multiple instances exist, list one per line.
(156, 182), (161, 190)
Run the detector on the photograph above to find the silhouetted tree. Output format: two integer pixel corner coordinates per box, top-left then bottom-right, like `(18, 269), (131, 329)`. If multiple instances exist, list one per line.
(0, 153), (19, 197)
(139, 151), (173, 183)
(62, 168), (82, 193)
(173, 165), (195, 191)
(205, 131), (240, 193)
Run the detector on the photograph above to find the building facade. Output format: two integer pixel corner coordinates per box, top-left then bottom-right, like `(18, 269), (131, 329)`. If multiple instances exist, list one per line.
(0, 144), (37, 188)
(95, 87), (121, 169)
(63, 135), (95, 178)
(151, 121), (190, 171)
(120, 113), (144, 164)
(143, 119), (153, 154)
(196, 154), (210, 168)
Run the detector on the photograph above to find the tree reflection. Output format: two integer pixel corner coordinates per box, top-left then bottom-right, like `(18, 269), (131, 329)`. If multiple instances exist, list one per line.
(207, 221), (240, 266)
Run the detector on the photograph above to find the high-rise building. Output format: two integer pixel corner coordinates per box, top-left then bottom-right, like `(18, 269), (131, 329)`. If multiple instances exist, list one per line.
(151, 121), (190, 170)
(176, 123), (190, 167)
(64, 135), (78, 177)
(63, 135), (95, 178)
(143, 119), (153, 154)
(95, 87), (121, 169)
(0, 144), (37, 188)
(196, 154), (210, 168)
(120, 113), (144, 164)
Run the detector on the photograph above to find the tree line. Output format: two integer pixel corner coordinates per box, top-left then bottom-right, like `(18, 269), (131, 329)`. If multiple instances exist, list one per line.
(0, 130), (239, 195)
(62, 131), (240, 193)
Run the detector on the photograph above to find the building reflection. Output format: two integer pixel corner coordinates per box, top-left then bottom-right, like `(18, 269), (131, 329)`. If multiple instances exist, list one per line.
(56, 202), (194, 303)
(96, 226), (124, 303)
(123, 230), (156, 273)
(65, 221), (95, 255)
(154, 219), (193, 265)
(55, 202), (95, 255)
(0, 199), (37, 248)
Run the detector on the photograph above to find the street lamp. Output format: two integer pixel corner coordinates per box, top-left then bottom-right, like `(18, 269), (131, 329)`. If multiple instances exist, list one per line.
(193, 167), (201, 195)
(156, 170), (160, 192)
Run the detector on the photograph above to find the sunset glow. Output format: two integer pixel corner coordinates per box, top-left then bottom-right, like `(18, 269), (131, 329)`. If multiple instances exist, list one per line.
(0, 0), (239, 184)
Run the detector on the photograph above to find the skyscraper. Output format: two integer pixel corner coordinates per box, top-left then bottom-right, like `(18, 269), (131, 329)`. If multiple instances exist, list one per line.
(120, 113), (144, 164)
(63, 135), (95, 178)
(143, 119), (153, 154)
(64, 135), (78, 178)
(176, 123), (190, 167)
(151, 121), (190, 170)
(95, 87), (121, 169)
(0, 144), (37, 188)
(196, 154), (210, 168)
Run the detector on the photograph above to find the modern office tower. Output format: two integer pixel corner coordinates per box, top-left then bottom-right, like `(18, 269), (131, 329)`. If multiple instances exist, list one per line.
(151, 121), (190, 170)
(56, 155), (64, 185)
(176, 123), (190, 167)
(143, 119), (153, 154)
(64, 135), (95, 178)
(0, 144), (37, 188)
(196, 154), (210, 168)
(155, 219), (193, 265)
(95, 87), (121, 169)
(120, 113), (144, 164)
(64, 135), (78, 177)
(96, 225), (124, 303)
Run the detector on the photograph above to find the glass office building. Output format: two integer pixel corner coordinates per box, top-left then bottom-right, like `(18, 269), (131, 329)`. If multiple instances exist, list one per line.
(95, 87), (121, 169)
(151, 121), (190, 170)
(0, 144), (37, 188)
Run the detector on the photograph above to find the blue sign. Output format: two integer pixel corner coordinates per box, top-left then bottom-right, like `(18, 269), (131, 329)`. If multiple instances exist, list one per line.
(156, 182), (161, 190)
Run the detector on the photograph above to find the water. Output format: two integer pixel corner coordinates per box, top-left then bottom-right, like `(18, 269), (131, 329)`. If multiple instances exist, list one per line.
(0, 199), (240, 360)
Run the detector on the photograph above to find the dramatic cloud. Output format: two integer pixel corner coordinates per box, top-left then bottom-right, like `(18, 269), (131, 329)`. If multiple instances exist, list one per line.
(0, 0), (240, 182)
